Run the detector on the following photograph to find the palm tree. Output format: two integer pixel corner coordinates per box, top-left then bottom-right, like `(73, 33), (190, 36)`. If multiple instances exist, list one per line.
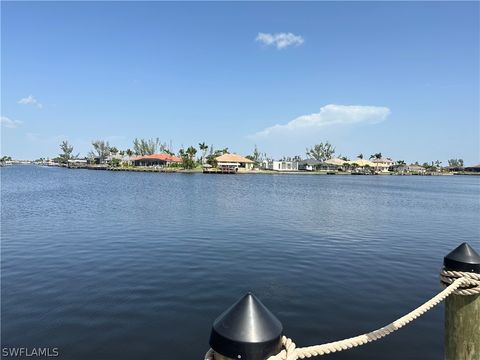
(178, 146), (197, 169)
(199, 142), (208, 164)
(186, 146), (197, 160)
(357, 153), (364, 159)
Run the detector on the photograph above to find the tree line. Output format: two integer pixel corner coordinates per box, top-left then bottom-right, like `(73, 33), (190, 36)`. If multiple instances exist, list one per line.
(54, 138), (465, 170)
(55, 138), (231, 169)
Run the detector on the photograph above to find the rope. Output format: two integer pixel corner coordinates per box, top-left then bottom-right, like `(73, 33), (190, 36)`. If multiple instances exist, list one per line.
(204, 270), (480, 360)
(204, 349), (214, 360)
(440, 269), (480, 295)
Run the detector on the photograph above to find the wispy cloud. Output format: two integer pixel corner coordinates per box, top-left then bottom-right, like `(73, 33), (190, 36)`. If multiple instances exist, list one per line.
(18, 95), (43, 109)
(250, 104), (391, 138)
(255, 32), (304, 49)
(1, 116), (23, 128)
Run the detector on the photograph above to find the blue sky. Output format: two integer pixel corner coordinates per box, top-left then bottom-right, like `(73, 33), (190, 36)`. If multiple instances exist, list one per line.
(1, 1), (479, 164)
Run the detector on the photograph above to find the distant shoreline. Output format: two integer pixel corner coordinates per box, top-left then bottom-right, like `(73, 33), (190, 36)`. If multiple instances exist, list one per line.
(5, 164), (479, 176)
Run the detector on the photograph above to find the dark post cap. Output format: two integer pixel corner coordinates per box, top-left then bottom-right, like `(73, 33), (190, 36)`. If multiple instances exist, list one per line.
(209, 292), (283, 360)
(444, 242), (480, 273)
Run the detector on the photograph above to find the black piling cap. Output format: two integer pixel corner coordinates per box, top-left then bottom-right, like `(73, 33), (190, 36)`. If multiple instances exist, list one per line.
(444, 242), (480, 273)
(209, 292), (283, 360)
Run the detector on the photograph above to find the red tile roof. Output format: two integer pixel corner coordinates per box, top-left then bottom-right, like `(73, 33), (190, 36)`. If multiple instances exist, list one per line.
(132, 154), (182, 162)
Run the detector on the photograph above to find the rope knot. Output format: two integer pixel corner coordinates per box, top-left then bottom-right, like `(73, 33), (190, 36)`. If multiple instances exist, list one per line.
(440, 269), (480, 296)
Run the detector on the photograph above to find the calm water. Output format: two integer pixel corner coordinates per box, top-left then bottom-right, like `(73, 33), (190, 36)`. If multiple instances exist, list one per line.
(1, 165), (479, 359)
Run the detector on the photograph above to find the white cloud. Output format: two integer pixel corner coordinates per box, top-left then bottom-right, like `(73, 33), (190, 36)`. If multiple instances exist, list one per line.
(17, 95), (43, 109)
(251, 104), (391, 138)
(255, 32), (304, 49)
(1, 116), (23, 128)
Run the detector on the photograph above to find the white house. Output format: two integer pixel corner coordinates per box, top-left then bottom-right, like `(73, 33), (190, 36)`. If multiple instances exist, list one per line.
(262, 160), (299, 171)
(67, 159), (88, 168)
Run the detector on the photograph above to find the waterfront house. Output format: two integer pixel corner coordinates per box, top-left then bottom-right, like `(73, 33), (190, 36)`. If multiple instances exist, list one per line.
(464, 164), (480, 173)
(215, 153), (254, 172)
(347, 159), (376, 174)
(371, 158), (395, 172)
(325, 157), (348, 166)
(348, 159), (376, 168)
(321, 157), (349, 171)
(262, 160), (299, 171)
(392, 164), (408, 174)
(407, 164), (426, 174)
(445, 165), (464, 172)
(132, 154), (182, 167)
(67, 159), (88, 168)
(298, 159), (323, 171)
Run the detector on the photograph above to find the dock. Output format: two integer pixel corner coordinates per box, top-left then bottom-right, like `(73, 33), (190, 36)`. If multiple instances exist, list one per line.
(203, 167), (237, 174)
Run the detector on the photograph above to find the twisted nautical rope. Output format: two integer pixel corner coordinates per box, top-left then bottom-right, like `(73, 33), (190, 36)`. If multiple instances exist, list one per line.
(204, 269), (480, 360)
(440, 269), (480, 295)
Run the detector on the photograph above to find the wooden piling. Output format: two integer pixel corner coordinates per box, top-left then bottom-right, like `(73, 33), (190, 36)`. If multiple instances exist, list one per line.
(444, 242), (480, 360)
(445, 294), (480, 359)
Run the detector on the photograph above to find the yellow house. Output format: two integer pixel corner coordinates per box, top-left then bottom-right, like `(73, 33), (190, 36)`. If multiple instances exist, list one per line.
(372, 158), (395, 172)
(348, 159), (376, 167)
